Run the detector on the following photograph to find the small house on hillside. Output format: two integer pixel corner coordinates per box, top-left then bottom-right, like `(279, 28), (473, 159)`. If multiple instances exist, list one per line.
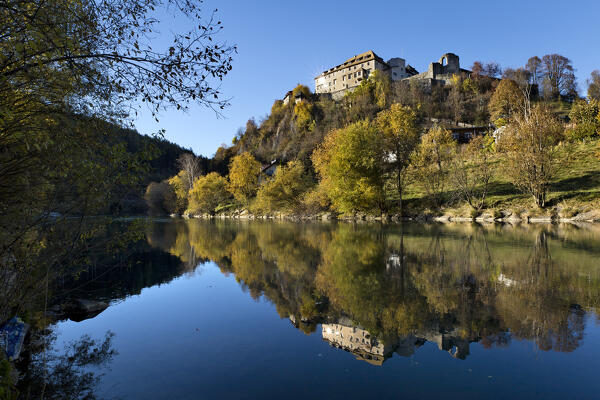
(283, 90), (307, 105)
(259, 159), (278, 183)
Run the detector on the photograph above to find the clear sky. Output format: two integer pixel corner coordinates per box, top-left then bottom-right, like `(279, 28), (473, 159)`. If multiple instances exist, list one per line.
(134, 0), (600, 157)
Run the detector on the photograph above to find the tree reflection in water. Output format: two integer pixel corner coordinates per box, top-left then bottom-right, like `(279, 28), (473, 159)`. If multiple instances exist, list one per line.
(146, 220), (600, 364)
(13, 331), (116, 399)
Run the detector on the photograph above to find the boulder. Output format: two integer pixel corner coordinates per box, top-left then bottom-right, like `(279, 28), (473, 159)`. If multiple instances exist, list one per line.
(64, 299), (108, 322)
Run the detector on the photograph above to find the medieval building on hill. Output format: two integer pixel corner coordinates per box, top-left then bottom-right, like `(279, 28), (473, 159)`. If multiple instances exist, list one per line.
(314, 50), (418, 100)
(406, 52), (471, 87)
(314, 51), (472, 98)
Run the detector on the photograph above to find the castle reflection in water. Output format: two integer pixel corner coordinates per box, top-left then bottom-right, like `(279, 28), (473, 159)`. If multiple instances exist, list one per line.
(320, 318), (470, 366)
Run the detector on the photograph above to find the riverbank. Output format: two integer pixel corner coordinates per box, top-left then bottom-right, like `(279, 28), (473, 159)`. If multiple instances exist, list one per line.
(175, 206), (600, 224)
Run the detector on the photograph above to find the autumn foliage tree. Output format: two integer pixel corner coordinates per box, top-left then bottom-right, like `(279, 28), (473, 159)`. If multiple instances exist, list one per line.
(411, 126), (457, 207)
(498, 105), (565, 207)
(489, 79), (524, 125)
(253, 161), (312, 213)
(451, 135), (495, 211)
(227, 152), (262, 204)
(312, 121), (385, 213)
(188, 172), (230, 214)
(375, 104), (420, 212)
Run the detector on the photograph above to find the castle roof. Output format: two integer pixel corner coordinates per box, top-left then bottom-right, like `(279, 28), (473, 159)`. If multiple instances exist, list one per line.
(316, 50), (386, 78)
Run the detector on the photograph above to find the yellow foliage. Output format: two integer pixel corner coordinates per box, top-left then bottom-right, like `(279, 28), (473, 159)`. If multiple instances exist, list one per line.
(294, 102), (314, 132)
(253, 160), (311, 213)
(227, 152), (262, 204)
(312, 120), (385, 213)
(188, 172), (230, 214)
(167, 170), (189, 214)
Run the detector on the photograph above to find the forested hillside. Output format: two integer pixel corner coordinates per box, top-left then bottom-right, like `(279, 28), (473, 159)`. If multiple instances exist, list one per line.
(148, 54), (600, 220)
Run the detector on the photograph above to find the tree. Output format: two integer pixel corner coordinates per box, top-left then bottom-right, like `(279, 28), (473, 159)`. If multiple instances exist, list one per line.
(411, 126), (457, 207)
(498, 105), (565, 207)
(227, 152), (262, 204)
(177, 153), (202, 192)
(188, 172), (230, 214)
(587, 70), (600, 100)
(489, 79), (524, 124)
(1, 0), (236, 117)
(144, 181), (177, 215)
(253, 161), (312, 213)
(503, 67), (536, 115)
(0, 0), (235, 325)
(167, 170), (190, 214)
(451, 135), (494, 211)
(540, 54), (577, 99)
(566, 99), (600, 140)
(526, 56), (543, 86)
(375, 104), (420, 213)
(448, 75), (466, 124)
(312, 121), (385, 213)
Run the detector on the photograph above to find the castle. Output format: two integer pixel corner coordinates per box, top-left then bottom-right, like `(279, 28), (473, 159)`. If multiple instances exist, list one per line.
(314, 50), (469, 98)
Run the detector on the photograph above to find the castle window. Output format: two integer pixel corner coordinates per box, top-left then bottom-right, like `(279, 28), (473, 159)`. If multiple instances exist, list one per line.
(333, 79), (336, 85)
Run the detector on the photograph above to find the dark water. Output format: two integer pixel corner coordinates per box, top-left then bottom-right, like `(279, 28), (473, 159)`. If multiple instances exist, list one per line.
(52, 220), (600, 399)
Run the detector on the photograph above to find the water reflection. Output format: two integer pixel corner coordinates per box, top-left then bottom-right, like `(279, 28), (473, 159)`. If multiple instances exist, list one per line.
(142, 220), (600, 362)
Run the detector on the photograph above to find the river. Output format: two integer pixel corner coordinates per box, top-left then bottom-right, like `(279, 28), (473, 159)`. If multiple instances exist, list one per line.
(47, 219), (600, 399)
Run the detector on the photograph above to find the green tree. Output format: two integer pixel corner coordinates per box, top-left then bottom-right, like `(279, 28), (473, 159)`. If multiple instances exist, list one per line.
(254, 161), (312, 213)
(188, 173), (231, 214)
(375, 104), (420, 213)
(411, 126), (457, 207)
(227, 152), (262, 204)
(498, 105), (565, 207)
(312, 121), (385, 213)
(566, 99), (600, 140)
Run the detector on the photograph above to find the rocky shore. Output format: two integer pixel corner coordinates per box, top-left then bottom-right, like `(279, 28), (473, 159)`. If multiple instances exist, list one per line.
(172, 208), (600, 224)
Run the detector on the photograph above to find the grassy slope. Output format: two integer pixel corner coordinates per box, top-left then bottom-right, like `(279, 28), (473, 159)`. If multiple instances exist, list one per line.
(403, 138), (600, 218)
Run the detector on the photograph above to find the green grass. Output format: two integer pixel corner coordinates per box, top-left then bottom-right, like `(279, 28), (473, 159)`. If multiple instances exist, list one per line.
(402, 138), (600, 217)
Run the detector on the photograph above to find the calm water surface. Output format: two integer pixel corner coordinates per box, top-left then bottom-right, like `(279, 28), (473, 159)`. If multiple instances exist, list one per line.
(53, 220), (600, 399)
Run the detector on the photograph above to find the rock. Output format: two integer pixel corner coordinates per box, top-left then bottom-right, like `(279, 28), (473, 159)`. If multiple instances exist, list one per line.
(64, 299), (108, 322)
(528, 216), (552, 223)
(571, 210), (600, 222)
(451, 217), (474, 222)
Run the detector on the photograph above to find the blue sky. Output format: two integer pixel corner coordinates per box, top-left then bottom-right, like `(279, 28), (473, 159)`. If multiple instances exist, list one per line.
(134, 0), (600, 157)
